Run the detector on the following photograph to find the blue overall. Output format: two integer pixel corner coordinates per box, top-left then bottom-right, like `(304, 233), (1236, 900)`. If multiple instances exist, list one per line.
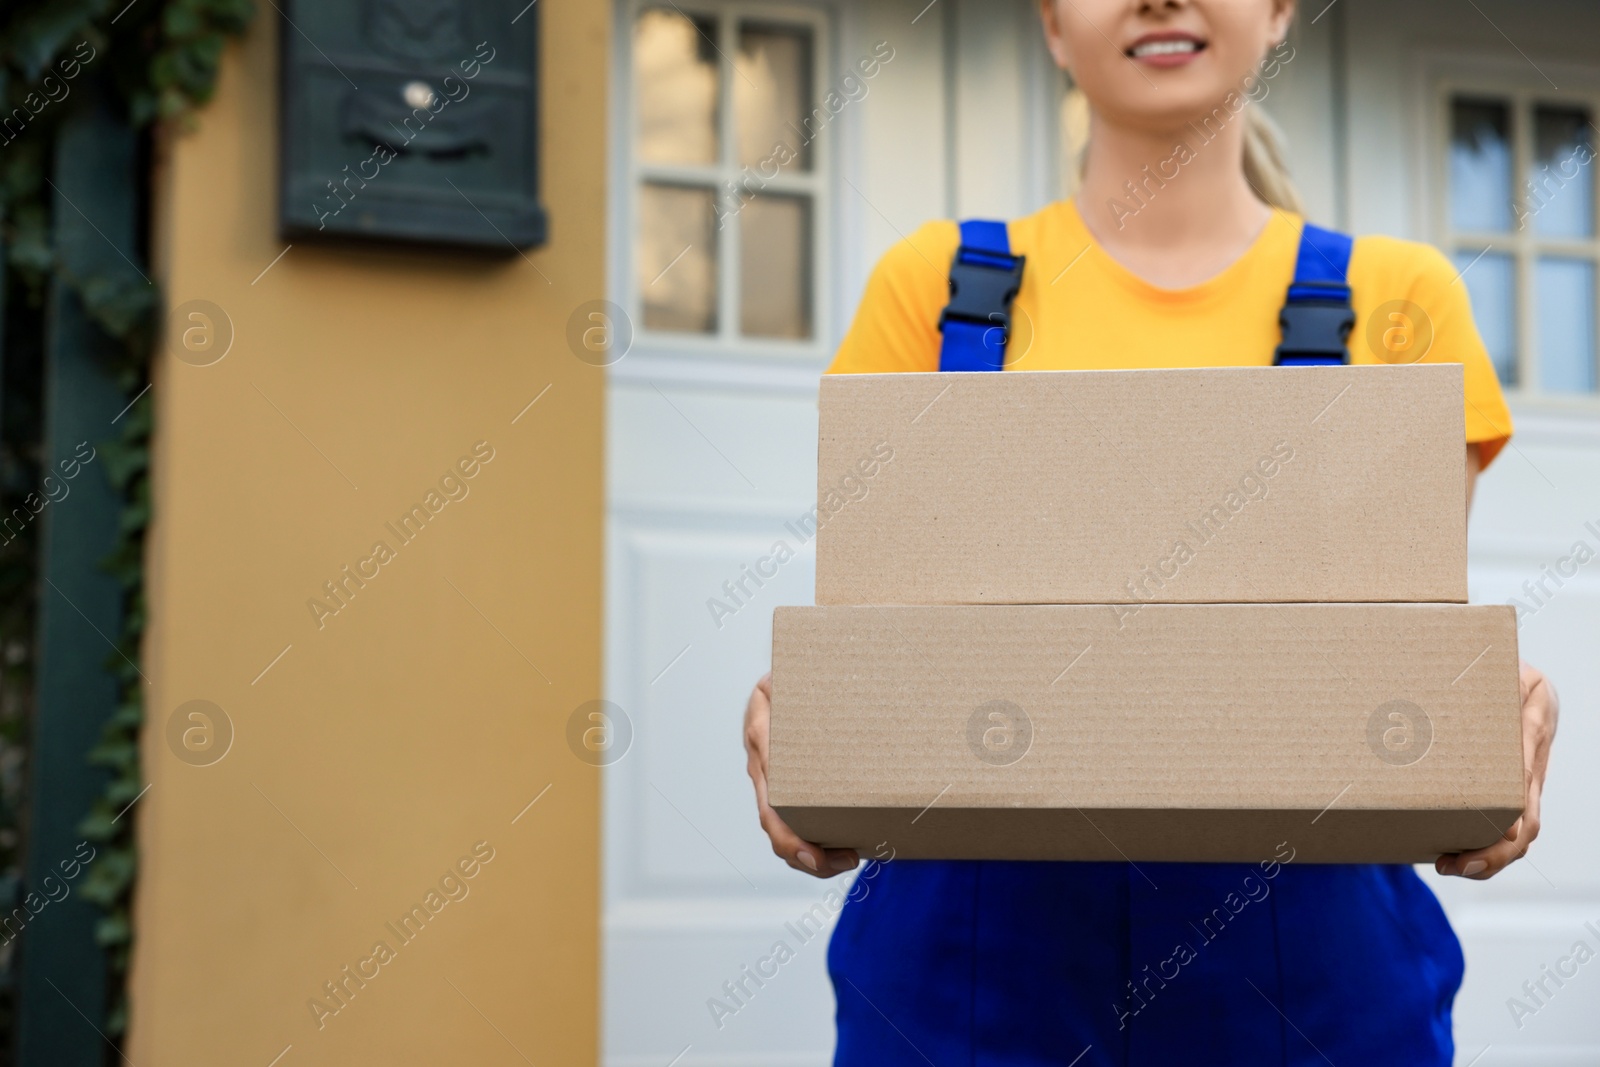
(828, 221), (1466, 1066)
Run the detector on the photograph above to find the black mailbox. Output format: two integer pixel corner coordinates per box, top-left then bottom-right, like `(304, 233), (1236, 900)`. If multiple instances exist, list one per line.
(279, 0), (547, 251)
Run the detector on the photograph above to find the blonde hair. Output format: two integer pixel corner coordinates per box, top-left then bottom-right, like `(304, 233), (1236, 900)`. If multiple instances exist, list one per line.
(1059, 85), (1305, 215)
(1242, 106), (1303, 214)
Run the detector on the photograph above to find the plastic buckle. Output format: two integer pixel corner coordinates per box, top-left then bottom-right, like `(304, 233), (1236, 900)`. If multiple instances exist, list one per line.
(939, 251), (1027, 337)
(1274, 286), (1355, 366)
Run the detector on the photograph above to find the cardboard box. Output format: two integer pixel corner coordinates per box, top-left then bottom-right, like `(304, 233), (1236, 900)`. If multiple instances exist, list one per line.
(814, 365), (1467, 606)
(769, 603), (1522, 864)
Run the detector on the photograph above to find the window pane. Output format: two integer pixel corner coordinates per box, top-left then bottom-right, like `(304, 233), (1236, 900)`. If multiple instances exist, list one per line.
(1530, 105), (1595, 238)
(639, 184), (718, 333)
(740, 194), (812, 339)
(1456, 249), (1518, 387)
(1451, 98), (1513, 233)
(1536, 258), (1596, 394)
(635, 8), (720, 166)
(735, 23), (814, 172)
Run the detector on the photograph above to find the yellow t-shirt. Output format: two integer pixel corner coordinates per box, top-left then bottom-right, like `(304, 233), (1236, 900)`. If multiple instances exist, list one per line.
(828, 200), (1513, 467)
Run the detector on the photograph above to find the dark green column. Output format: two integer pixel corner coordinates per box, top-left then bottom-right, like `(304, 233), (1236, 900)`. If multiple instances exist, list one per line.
(17, 90), (139, 1067)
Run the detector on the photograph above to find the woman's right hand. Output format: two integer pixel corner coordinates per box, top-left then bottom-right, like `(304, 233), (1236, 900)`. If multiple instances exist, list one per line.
(745, 672), (859, 878)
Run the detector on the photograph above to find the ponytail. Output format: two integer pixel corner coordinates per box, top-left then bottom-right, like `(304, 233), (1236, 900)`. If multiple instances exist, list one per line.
(1058, 83), (1306, 215)
(1059, 85), (1090, 199)
(1241, 106), (1303, 214)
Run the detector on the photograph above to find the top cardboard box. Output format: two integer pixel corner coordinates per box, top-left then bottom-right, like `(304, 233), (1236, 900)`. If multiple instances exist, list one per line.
(814, 365), (1467, 606)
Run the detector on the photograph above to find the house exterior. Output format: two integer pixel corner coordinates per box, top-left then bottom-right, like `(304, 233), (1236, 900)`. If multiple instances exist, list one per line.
(110, 1), (1598, 1065)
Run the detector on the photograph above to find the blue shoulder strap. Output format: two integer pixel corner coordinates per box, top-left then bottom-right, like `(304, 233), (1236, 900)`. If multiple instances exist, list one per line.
(1275, 223), (1356, 366)
(938, 219), (1026, 372)
(937, 218), (1353, 369)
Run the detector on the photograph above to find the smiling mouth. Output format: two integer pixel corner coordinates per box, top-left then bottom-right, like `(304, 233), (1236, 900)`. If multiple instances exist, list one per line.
(1127, 39), (1206, 59)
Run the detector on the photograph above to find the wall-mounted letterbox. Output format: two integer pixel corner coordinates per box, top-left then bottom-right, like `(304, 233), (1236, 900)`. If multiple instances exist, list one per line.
(279, 0), (546, 251)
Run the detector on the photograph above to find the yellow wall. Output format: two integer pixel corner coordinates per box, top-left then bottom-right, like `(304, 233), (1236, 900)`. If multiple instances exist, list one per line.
(132, 7), (606, 1064)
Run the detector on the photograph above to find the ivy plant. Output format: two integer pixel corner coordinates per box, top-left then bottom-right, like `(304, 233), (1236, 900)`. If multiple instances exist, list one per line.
(0, 0), (254, 1041)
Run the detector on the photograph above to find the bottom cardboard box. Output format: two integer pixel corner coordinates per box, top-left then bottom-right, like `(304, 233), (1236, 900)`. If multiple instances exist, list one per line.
(769, 604), (1523, 864)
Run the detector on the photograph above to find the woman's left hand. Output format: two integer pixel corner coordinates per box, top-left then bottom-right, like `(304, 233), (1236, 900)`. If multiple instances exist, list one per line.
(1436, 660), (1559, 880)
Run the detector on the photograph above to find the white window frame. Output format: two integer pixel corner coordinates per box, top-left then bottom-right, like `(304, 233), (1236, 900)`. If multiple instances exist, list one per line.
(617, 0), (835, 365)
(1422, 55), (1600, 409)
